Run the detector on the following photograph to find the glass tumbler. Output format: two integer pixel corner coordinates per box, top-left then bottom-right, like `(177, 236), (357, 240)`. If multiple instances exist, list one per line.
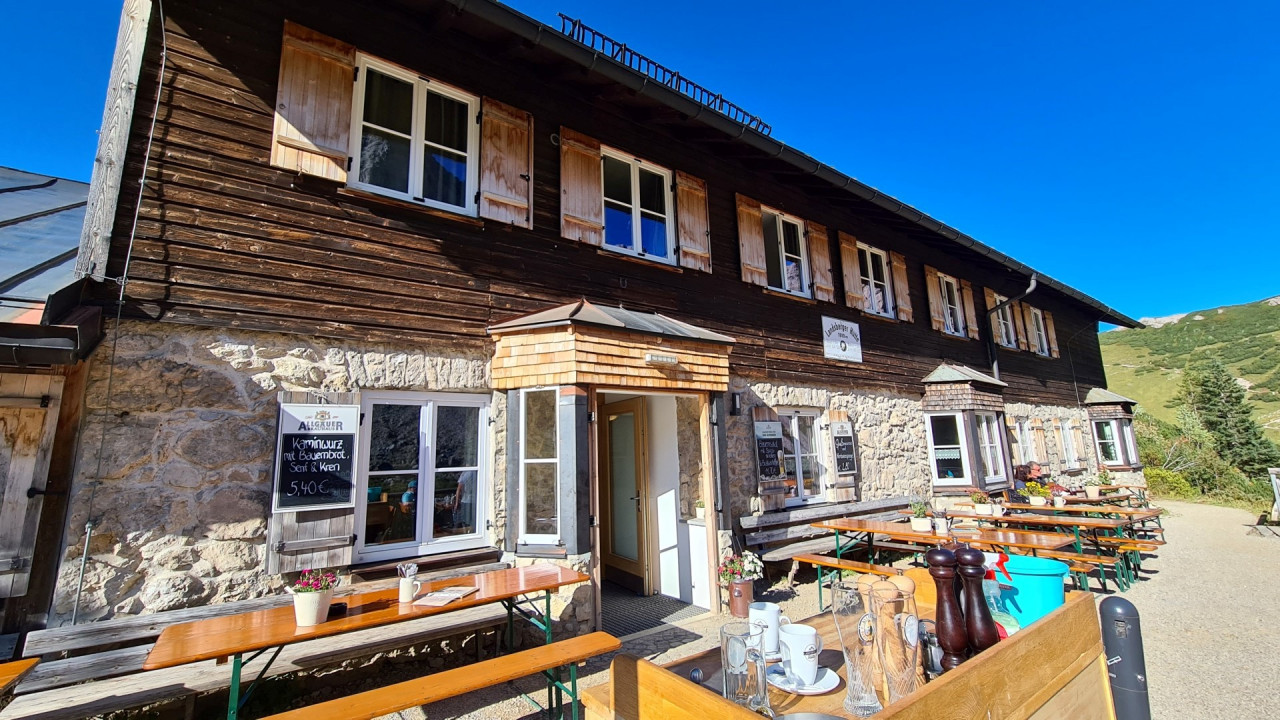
(830, 580), (883, 717)
(871, 586), (921, 704)
(720, 621), (773, 717)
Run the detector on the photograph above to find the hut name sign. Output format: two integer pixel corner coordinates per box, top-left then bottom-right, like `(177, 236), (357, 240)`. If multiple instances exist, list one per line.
(272, 403), (359, 512)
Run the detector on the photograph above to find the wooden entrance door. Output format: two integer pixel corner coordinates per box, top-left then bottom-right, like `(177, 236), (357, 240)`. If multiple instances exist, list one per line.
(599, 398), (649, 594)
(0, 374), (63, 598)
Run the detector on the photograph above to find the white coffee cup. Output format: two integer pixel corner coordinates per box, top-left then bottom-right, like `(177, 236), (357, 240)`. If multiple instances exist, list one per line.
(778, 623), (824, 686)
(933, 517), (950, 535)
(748, 601), (791, 655)
(398, 577), (422, 603)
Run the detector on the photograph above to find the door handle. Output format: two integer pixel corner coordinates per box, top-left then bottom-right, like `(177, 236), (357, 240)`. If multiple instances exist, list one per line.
(629, 496), (640, 501)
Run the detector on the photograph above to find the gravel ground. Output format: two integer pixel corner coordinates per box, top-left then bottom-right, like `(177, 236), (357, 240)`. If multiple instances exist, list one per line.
(1120, 500), (1277, 720)
(369, 499), (1278, 719)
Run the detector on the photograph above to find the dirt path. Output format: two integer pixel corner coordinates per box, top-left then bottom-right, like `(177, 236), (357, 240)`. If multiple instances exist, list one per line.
(1122, 500), (1278, 719)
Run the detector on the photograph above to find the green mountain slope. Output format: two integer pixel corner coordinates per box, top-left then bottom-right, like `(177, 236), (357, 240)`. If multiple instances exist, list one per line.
(1099, 297), (1280, 444)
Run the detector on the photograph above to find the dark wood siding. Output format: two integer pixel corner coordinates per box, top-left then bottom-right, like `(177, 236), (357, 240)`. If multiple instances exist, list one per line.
(100, 0), (1108, 406)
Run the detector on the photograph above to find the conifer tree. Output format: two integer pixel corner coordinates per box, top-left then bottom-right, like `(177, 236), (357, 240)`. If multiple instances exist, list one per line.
(1175, 359), (1280, 479)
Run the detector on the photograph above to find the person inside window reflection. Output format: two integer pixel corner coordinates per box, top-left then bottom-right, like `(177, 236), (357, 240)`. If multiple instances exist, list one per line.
(450, 471), (476, 531)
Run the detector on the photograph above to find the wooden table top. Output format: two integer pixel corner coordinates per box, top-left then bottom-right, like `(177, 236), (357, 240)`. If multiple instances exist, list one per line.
(1064, 493), (1127, 505)
(0, 658), (38, 695)
(813, 518), (1077, 552)
(144, 565), (588, 670)
(943, 509), (1131, 531)
(659, 602), (936, 716)
(991, 502), (1162, 518)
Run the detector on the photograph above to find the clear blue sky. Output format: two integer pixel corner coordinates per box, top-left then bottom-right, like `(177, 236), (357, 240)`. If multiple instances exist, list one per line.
(6, 1), (1278, 322)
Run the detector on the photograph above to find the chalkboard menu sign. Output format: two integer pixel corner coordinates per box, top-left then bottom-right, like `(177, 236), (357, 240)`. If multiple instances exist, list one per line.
(272, 404), (360, 513)
(831, 420), (858, 475)
(754, 421), (784, 479)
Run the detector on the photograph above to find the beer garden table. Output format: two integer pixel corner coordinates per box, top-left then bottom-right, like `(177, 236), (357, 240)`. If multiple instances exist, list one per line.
(143, 565), (588, 720)
(938, 509), (1136, 552)
(0, 658), (38, 696)
(811, 518), (1078, 565)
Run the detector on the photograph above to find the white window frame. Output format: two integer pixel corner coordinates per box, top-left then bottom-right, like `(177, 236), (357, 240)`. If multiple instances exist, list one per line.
(857, 243), (895, 318)
(993, 294), (1017, 348)
(975, 412), (1007, 484)
(1093, 418), (1137, 467)
(1057, 419), (1079, 468)
(354, 391), (491, 564)
(762, 208), (811, 298)
(600, 148), (677, 264)
(519, 387), (561, 545)
(348, 55), (481, 216)
(938, 272), (966, 337)
(778, 409), (827, 506)
(926, 412), (971, 487)
(1029, 306), (1051, 356)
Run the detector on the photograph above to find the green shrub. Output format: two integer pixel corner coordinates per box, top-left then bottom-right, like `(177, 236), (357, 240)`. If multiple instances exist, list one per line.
(1143, 468), (1195, 499)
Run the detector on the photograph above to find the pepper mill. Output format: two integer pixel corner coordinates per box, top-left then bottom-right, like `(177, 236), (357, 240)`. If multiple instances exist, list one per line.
(955, 546), (1001, 654)
(925, 547), (968, 671)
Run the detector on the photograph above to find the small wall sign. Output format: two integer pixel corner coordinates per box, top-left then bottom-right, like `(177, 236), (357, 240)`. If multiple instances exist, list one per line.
(754, 421), (785, 479)
(822, 316), (863, 363)
(272, 403), (359, 513)
(831, 420), (857, 475)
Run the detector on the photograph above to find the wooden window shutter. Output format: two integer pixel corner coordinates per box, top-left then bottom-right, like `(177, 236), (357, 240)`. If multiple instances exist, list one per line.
(1044, 310), (1061, 357)
(923, 265), (946, 332)
(984, 288), (1001, 340)
(559, 127), (603, 245)
(266, 390), (358, 573)
(838, 232), (865, 310)
(479, 98), (534, 229)
(1022, 304), (1039, 352)
(889, 252), (913, 322)
(0, 375), (64, 598)
(806, 220), (835, 302)
(1031, 418), (1048, 463)
(675, 171), (712, 273)
(1071, 419), (1086, 464)
(1013, 301), (1030, 351)
(736, 194), (768, 286)
(270, 21), (355, 182)
(961, 281), (981, 340)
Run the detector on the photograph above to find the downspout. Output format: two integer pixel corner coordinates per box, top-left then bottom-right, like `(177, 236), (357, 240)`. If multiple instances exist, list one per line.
(986, 274), (1037, 381)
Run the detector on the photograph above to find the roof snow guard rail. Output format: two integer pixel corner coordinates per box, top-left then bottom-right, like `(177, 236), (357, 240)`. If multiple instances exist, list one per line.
(558, 14), (772, 137)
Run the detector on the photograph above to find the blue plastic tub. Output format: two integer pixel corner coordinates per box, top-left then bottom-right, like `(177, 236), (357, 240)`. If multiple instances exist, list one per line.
(995, 555), (1069, 627)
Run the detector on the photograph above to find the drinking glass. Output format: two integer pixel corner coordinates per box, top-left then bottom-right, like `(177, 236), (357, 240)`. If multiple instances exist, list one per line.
(871, 586), (921, 704)
(720, 621), (772, 716)
(830, 580), (883, 717)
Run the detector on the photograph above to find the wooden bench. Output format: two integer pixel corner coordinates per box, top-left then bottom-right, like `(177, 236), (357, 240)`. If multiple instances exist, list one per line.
(261, 631), (622, 720)
(792, 553), (901, 610)
(0, 563), (510, 720)
(739, 496), (910, 583)
(1017, 549), (1126, 593)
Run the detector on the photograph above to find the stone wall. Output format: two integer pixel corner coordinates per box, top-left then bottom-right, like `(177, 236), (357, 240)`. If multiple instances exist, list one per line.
(724, 377), (932, 521)
(51, 320), (500, 624)
(675, 395), (704, 518)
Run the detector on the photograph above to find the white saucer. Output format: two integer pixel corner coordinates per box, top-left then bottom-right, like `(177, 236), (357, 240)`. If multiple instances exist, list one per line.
(765, 664), (841, 695)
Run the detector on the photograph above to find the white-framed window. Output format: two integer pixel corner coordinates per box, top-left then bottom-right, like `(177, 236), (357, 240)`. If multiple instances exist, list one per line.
(975, 413), (1006, 484)
(519, 388), (560, 544)
(1093, 418), (1138, 467)
(1029, 307), (1050, 356)
(779, 410), (826, 505)
(349, 55), (480, 215)
(1057, 419), (1079, 468)
(356, 391), (490, 563)
(926, 413), (969, 486)
(1010, 418), (1032, 465)
(993, 294), (1017, 348)
(761, 209), (809, 296)
(857, 244), (895, 317)
(938, 273), (966, 337)
(602, 149), (676, 263)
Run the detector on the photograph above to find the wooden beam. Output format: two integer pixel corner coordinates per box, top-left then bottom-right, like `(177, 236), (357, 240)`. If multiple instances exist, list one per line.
(76, 0), (153, 280)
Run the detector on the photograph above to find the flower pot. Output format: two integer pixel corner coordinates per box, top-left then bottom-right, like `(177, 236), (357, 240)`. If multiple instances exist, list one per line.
(695, 506), (705, 520)
(909, 517), (932, 532)
(1028, 496), (1048, 506)
(1053, 496), (1067, 508)
(729, 579), (753, 618)
(1084, 486), (1101, 499)
(292, 589), (333, 627)
(973, 503), (993, 516)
